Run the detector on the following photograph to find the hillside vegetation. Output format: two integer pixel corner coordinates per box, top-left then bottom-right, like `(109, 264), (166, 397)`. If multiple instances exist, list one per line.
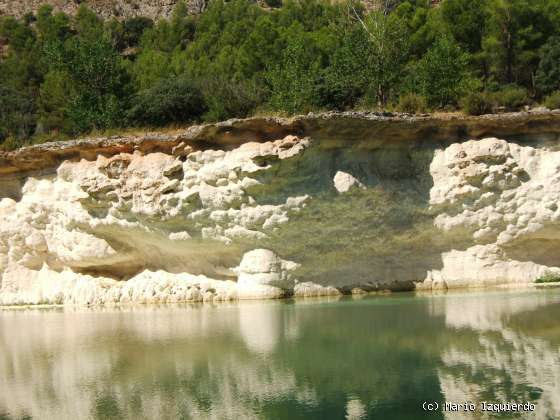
(2, 0), (560, 149)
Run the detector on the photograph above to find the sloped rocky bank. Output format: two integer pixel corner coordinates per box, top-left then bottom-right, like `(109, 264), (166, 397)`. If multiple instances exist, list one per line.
(2, 111), (560, 306)
(0, 0), (379, 20)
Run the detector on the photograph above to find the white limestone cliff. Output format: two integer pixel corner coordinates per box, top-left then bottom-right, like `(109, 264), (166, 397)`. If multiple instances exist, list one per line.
(2, 128), (560, 305)
(0, 136), (308, 305)
(423, 137), (560, 290)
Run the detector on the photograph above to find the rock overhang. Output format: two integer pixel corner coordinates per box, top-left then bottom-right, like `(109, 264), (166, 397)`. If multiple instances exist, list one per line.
(2, 111), (560, 305)
(3, 110), (560, 180)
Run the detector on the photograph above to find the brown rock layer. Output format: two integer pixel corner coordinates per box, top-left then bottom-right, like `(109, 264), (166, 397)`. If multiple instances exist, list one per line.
(2, 110), (560, 178)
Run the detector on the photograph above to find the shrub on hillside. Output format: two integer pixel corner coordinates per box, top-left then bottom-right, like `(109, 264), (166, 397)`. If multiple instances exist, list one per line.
(199, 74), (264, 121)
(544, 91), (560, 110)
(396, 93), (427, 114)
(0, 86), (37, 143)
(0, 136), (26, 151)
(264, 0), (282, 7)
(123, 17), (154, 48)
(492, 86), (529, 111)
(461, 91), (494, 115)
(127, 77), (206, 126)
(535, 272), (560, 283)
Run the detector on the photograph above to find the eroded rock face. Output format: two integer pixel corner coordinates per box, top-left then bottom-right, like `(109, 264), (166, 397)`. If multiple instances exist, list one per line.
(0, 136), (309, 305)
(424, 137), (560, 289)
(2, 126), (560, 305)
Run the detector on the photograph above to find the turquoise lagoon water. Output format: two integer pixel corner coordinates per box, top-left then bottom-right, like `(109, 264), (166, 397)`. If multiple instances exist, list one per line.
(1, 289), (559, 419)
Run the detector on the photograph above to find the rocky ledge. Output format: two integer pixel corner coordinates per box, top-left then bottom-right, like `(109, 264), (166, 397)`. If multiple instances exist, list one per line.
(1, 111), (560, 305)
(3, 110), (560, 177)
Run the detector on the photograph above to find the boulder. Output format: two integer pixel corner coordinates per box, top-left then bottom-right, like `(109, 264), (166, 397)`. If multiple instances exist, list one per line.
(333, 171), (365, 193)
(234, 249), (299, 299)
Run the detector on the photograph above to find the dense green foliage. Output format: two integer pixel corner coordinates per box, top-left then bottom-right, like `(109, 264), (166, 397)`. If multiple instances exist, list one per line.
(128, 77), (206, 125)
(396, 93), (427, 114)
(544, 91), (560, 110)
(2, 0), (560, 148)
(535, 36), (560, 95)
(535, 272), (560, 283)
(492, 85), (530, 110)
(460, 91), (494, 116)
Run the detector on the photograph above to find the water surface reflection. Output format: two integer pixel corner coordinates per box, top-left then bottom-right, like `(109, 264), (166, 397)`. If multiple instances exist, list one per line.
(1, 290), (559, 419)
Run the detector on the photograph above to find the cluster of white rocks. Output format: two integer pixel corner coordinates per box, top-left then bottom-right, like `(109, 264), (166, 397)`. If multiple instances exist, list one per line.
(0, 136), (312, 305)
(2, 133), (560, 305)
(424, 137), (560, 289)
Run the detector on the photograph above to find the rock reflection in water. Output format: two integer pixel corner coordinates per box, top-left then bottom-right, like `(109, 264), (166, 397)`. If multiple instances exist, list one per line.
(438, 291), (560, 420)
(0, 290), (559, 420)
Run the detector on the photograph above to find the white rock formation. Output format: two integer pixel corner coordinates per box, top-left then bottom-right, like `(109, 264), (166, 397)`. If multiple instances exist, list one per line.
(3, 133), (560, 305)
(293, 282), (341, 298)
(333, 171), (365, 193)
(235, 249), (299, 299)
(424, 137), (560, 289)
(0, 136), (309, 305)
